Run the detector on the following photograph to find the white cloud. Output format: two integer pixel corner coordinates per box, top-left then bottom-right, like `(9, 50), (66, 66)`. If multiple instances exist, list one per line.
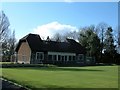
(33, 21), (78, 39)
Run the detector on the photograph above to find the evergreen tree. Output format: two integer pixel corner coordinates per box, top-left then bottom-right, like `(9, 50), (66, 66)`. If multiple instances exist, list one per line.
(104, 27), (116, 63)
(78, 26), (101, 62)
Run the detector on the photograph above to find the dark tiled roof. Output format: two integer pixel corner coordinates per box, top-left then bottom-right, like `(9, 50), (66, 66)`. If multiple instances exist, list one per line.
(15, 33), (42, 52)
(15, 33), (86, 54)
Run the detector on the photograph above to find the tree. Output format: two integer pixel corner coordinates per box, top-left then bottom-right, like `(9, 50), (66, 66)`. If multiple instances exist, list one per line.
(8, 30), (16, 61)
(2, 30), (16, 62)
(104, 27), (115, 53)
(46, 36), (51, 41)
(0, 11), (10, 42)
(115, 26), (120, 54)
(96, 22), (108, 61)
(118, 26), (120, 46)
(2, 40), (10, 62)
(103, 27), (116, 63)
(0, 11), (10, 61)
(78, 26), (101, 62)
(52, 31), (79, 42)
(52, 33), (62, 42)
(63, 31), (79, 41)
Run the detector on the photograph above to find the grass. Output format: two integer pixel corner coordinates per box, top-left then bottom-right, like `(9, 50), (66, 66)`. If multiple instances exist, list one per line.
(0, 62), (14, 64)
(1, 66), (118, 89)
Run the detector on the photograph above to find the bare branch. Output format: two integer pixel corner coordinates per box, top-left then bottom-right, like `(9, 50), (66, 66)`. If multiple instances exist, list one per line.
(0, 11), (10, 42)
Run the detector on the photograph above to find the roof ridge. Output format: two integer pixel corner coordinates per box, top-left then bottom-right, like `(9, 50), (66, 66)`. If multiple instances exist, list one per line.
(20, 33), (40, 40)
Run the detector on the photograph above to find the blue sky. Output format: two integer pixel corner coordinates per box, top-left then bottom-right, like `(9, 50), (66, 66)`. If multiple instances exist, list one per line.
(1, 2), (118, 40)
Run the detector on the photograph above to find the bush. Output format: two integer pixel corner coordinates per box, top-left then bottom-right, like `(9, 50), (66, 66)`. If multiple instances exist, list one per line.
(1, 63), (57, 68)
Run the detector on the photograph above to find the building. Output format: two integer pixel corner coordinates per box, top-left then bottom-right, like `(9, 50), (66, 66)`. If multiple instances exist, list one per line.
(15, 33), (86, 65)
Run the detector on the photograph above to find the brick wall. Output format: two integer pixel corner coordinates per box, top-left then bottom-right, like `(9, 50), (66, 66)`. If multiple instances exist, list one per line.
(17, 41), (31, 64)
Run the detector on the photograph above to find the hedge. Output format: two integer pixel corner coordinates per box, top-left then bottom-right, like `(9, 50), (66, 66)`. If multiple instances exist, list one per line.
(1, 63), (56, 68)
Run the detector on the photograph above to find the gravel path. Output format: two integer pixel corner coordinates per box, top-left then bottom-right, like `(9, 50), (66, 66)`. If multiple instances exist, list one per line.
(0, 78), (28, 90)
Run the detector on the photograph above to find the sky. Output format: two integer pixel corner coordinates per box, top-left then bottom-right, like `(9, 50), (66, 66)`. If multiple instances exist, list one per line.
(1, 2), (118, 41)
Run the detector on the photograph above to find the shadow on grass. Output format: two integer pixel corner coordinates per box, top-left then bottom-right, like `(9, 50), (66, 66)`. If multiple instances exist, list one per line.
(30, 88), (119, 90)
(30, 85), (66, 90)
(15, 67), (104, 72)
(27, 83), (118, 90)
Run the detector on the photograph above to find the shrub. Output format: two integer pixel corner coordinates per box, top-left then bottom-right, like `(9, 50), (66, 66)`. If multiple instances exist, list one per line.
(1, 63), (57, 68)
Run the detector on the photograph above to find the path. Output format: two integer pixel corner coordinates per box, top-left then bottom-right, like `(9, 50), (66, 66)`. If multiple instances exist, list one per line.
(0, 78), (28, 90)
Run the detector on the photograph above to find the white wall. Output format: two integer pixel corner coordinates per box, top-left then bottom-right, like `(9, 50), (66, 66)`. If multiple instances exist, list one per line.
(48, 52), (76, 56)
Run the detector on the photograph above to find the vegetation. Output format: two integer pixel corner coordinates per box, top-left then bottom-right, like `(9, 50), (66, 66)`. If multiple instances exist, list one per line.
(51, 23), (120, 64)
(78, 26), (101, 62)
(0, 11), (120, 64)
(0, 11), (16, 62)
(118, 28), (120, 45)
(0, 11), (10, 42)
(1, 62), (56, 68)
(1, 66), (118, 89)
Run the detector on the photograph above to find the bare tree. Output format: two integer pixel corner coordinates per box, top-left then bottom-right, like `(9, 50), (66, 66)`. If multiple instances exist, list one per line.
(52, 33), (62, 42)
(52, 31), (79, 42)
(0, 11), (10, 42)
(46, 36), (51, 41)
(2, 30), (16, 62)
(8, 30), (16, 62)
(96, 22), (108, 60)
(118, 26), (120, 46)
(63, 31), (79, 41)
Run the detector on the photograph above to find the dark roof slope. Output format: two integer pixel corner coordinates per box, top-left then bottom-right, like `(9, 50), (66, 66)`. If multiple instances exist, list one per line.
(15, 33), (42, 52)
(16, 33), (86, 54)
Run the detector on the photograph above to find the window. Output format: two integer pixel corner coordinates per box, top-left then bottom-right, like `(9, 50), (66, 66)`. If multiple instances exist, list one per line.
(22, 55), (26, 63)
(53, 55), (57, 61)
(78, 54), (84, 61)
(65, 56), (67, 61)
(73, 56), (75, 61)
(47, 52), (76, 62)
(58, 55), (61, 61)
(48, 55), (52, 61)
(61, 56), (64, 61)
(36, 52), (44, 60)
(69, 56), (72, 61)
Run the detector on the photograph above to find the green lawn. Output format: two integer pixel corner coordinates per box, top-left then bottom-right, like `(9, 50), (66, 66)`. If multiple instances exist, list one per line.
(1, 66), (118, 89)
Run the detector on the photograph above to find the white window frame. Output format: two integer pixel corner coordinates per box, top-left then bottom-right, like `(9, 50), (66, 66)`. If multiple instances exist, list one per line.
(61, 55), (65, 61)
(64, 55), (68, 61)
(78, 54), (84, 61)
(36, 52), (44, 60)
(48, 54), (53, 61)
(48, 52), (76, 61)
(22, 55), (27, 63)
(53, 55), (57, 61)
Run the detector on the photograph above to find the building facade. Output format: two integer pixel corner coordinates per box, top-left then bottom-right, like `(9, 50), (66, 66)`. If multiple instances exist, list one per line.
(15, 34), (87, 65)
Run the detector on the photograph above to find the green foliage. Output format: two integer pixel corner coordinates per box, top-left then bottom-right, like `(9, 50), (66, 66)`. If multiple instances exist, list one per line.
(1, 63), (57, 68)
(103, 27), (117, 63)
(2, 66), (118, 88)
(104, 27), (116, 53)
(2, 41), (10, 62)
(78, 26), (101, 61)
(78, 25), (119, 64)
